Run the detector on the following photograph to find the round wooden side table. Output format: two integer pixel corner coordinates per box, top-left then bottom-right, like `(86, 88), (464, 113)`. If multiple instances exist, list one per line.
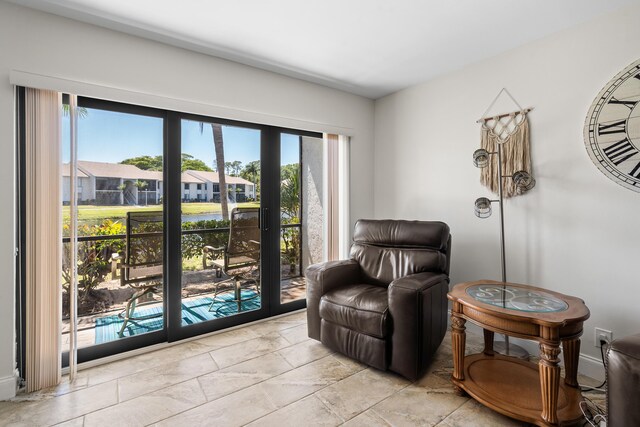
(447, 280), (590, 426)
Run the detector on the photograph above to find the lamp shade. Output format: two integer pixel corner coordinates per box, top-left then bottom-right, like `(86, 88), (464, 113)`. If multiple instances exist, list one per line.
(473, 149), (490, 168)
(513, 170), (536, 192)
(474, 197), (493, 218)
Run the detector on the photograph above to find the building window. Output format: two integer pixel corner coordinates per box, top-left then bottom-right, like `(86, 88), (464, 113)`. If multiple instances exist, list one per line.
(197, 183), (202, 190)
(212, 184), (220, 192)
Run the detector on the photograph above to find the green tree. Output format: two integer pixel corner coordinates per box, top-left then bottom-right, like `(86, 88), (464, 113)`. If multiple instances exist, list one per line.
(224, 161), (242, 176)
(120, 155), (163, 171)
(181, 153), (213, 172)
(280, 163), (301, 275)
(120, 154), (213, 172)
(281, 163), (301, 220)
(241, 160), (260, 196)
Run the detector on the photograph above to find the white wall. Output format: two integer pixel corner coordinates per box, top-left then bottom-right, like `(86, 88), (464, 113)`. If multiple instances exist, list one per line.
(374, 4), (640, 373)
(0, 2), (374, 399)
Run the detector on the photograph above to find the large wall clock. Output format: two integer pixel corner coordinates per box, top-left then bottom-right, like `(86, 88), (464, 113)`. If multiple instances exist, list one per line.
(584, 59), (640, 192)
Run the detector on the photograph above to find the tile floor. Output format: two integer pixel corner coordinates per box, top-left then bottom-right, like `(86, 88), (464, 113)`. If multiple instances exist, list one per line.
(0, 310), (602, 426)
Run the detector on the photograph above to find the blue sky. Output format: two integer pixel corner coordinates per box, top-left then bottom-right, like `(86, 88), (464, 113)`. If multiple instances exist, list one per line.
(62, 107), (300, 167)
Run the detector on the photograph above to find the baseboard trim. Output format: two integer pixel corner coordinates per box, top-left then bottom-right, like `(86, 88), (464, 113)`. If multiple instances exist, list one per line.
(0, 374), (17, 400)
(577, 352), (605, 383)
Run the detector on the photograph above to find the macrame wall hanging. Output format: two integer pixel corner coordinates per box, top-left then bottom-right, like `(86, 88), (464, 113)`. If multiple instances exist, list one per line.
(478, 89), (533, 198)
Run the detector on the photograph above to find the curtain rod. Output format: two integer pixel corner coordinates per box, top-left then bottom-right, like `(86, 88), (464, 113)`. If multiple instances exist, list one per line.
(476, 107), (534, 123)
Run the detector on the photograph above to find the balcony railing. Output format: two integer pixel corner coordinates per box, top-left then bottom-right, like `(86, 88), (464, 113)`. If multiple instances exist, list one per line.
(62, 223), (303, 317)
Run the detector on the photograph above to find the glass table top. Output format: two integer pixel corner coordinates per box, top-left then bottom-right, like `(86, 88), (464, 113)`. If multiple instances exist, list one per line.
(466, 284), (568, 313)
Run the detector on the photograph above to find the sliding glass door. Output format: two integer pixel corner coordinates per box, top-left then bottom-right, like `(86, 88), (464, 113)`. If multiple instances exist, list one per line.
(61, 98), (168, 363)
(170, 116), (267, 339)
(24, 93), (324, 365)
(276, 132), (325, 312)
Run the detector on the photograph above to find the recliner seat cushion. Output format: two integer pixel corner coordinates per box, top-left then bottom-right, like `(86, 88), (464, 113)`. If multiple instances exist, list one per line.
(319, 284), (389, 339)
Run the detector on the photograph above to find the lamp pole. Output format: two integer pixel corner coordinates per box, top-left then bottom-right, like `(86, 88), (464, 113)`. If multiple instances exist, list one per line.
(494, 142), (528, 358)
(496, 143), (507, 283)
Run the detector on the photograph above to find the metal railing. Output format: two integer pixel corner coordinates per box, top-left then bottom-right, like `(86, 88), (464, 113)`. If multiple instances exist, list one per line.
(62, 223), (302, 243)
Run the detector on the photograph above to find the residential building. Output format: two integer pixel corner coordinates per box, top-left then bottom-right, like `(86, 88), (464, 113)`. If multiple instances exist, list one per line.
(186, 170), (256, 202)
(61, 161), (254, 205)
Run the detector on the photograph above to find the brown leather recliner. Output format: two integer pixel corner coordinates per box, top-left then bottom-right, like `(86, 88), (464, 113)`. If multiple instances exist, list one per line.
(607, 333), (640, 427)
(305, 219), (451, 381)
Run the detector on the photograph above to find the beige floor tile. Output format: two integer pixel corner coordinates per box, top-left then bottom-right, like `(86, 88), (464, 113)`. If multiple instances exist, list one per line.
(368, 385), (467, 426)
(328, 351), (368, 372)
(246, 395), (342, 427)
(197, 352), (293, 401)
(208, 332), (291, 369)
(281, 311), (307, 322)
(0, 400), (41, 427)
(86, 340), (213, 386)
(154, 383), (278, 427)
(2, 380), (118, 426)
(276, 339), (333, 368)
(1, 312), (599, 427)
(256, 355), (363, 408)
(84, 378), (206, 427)
(440, 399), (526, 427)
(53, 417), (85, 426)
(248, 317), (306, 336)
(192, 327), (260, 348)
(24, 376), (90, 400)
(117, 352), (218, 402)
(342, 409), (392, 427)
(315, 368), (410, 421)
(278, 323), (309, 345)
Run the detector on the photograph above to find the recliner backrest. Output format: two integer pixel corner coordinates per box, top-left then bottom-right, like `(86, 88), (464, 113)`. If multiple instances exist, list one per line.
(349, 219), (451, 286)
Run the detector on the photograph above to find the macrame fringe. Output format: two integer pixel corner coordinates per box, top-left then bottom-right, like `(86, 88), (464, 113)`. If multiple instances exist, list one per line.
(480, 114), (531, 198)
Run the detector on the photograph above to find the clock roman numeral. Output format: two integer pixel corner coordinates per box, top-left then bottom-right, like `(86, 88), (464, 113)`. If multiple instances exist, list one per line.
(635, 72), (640, 81)
(630, 161), (640, 179)
(598, 120), (627, 136)
(603, 139), (638, 166)
(608, 97), (639, 110)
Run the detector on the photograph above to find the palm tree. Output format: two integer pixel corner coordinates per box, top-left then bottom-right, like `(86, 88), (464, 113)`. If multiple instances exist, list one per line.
(134, 180), (149, 205)
(199, 123), (229, 220)
(242, 161), (260, 197)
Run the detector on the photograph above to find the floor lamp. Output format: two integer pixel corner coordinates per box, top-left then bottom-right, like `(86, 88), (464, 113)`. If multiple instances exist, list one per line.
(472, 143), (535, 358)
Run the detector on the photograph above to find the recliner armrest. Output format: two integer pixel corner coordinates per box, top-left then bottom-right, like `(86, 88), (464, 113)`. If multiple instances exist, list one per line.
(305, 260), (361, 340)
(389, 271), (449, 293)
(388, 271), (449, 380)
(306, 259), (361, 295)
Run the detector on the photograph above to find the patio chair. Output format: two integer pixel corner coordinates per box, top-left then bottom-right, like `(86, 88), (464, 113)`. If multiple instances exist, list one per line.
(114, 210), (164, 337)
(202, 207), (260, 313)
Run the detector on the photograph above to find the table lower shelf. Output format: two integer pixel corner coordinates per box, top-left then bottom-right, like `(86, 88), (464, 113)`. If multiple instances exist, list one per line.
(452, 353), (584, 426)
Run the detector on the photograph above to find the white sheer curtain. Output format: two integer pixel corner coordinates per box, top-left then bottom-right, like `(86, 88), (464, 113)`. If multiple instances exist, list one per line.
(24, 88), (62, 392)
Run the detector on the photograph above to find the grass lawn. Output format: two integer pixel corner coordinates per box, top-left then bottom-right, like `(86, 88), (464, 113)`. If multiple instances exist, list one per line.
(63, 202), (260, 222)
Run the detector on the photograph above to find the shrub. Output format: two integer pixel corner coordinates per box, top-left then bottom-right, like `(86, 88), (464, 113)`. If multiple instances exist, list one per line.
(181, 219), (230, 260)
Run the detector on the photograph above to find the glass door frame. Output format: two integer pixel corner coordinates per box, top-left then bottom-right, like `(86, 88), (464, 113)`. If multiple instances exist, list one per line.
(166, 112), (273, 342)
(16, 90), (322, 370)
(269, 128), (321, 316)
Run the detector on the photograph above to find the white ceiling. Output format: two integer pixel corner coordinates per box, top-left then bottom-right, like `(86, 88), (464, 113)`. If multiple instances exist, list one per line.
(9, 0), (636, 99)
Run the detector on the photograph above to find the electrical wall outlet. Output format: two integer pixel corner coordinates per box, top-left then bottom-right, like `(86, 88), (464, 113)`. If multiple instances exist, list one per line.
(594, 328), (613, 347)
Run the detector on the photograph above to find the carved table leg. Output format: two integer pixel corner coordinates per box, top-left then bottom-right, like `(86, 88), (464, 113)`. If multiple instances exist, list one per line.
(539, 342), (562, 425)
(451, 315), (466, 386)
(483, 329), (495, 356)
(562, 338), (580, 388)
